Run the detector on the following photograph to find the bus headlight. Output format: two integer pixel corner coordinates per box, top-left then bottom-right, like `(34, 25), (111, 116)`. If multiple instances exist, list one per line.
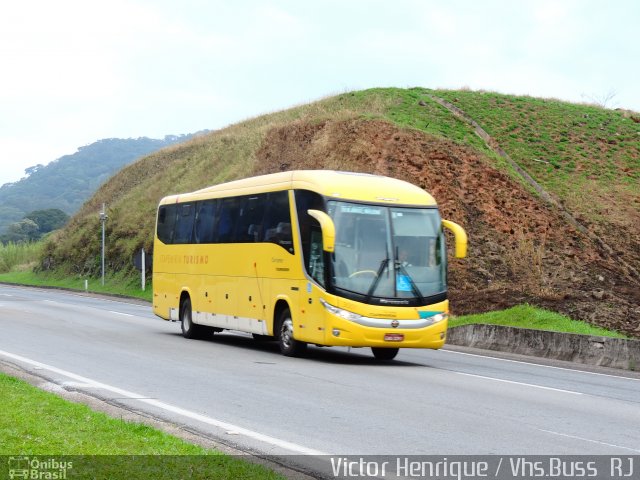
(429, 313), (447, 323)
(319, 299), (363, 322)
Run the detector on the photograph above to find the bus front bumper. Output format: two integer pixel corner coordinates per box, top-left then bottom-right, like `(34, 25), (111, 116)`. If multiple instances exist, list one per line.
(319, 299), (448, 349)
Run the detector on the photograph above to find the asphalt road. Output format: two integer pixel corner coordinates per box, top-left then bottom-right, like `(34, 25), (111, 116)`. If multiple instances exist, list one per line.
(1, 284), (639, 475)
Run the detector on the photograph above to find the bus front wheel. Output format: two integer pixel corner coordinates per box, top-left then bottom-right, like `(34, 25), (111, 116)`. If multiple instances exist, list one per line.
(277, 308), (307, 357)
(371, 347), (399, 361)
(180, 297), (207, 339)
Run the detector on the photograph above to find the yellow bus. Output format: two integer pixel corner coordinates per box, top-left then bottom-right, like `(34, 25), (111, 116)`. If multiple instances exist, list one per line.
(152, 170), (467, 361)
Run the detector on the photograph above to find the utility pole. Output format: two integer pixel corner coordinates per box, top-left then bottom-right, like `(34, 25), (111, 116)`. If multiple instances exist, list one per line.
(99, 203), (108, 286)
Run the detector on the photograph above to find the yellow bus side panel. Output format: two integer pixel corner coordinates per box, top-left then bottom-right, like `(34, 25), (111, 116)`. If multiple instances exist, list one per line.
(153, 241), (304, 326)
(152, 271), (177, 320)
(294, 281), (332, 345)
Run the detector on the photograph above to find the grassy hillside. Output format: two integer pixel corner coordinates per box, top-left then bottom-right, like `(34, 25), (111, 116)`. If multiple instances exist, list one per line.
(38, 88), (640, 336)
(434, 90), (640, 268)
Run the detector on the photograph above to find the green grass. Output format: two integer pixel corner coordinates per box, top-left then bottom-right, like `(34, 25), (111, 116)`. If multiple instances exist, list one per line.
(433, 89), (640, 224)
(0, 241), (43, 273)
(0, 240), (153, 301)
(0, 269), (152, 302)
(0, 237), (151, 301)
(0, 372), (282, 478)
(450, 304), (628, 338)
(342, 87), (490, 152)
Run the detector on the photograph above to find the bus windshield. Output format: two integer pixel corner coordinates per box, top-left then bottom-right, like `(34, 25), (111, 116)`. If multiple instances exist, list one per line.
(327, 201), (446, 303)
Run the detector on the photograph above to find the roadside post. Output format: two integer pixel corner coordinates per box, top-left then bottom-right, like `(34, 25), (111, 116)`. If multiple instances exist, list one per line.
(99, 203), (108, 286)
(141, 247), (146, 291)
(133, 248), (152, 291)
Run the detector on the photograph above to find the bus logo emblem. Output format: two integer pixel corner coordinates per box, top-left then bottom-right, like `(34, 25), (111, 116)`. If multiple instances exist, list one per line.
(391, 320), (399, 328)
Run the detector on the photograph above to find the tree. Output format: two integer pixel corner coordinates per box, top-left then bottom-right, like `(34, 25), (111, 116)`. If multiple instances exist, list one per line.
(24, 164), (44, 177)
(0, 209), (70, 244)
(0, 218), (39, 244)
(24, 209), (69, 234)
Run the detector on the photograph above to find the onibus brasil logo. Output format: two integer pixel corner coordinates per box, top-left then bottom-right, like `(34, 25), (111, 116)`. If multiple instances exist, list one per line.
(7, 457), (73, 479)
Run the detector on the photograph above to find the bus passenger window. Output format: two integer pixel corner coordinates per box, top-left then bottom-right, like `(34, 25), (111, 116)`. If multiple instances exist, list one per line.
(215, 197), (242, 243)
(263, 191), (294, 252)
(173, 203), (195, 244)
(236, 195), (266, 243)
(194, 200), (217, 243)
(157, 205), (177, 244)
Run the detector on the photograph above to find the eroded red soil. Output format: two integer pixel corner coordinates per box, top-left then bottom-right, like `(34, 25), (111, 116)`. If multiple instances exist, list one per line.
(254, 119), (640, 336)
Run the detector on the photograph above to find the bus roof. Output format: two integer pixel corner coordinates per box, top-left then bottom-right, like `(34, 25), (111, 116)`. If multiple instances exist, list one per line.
(160, 170), (437, 206)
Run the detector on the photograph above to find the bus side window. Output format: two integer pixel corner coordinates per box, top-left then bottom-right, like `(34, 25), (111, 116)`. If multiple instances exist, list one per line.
(236, 195), (266, 243)
(194, 200), (217, 244)
(157, 204), (177, 244)
(295, 189), (325, 284)
(173, 203), (195, 244)
(308, 227), (325, 286)
(263, 191), (294, 252)
(215, 197), (242, 243)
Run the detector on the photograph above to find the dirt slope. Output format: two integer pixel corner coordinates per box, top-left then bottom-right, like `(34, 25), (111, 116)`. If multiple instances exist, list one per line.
(254, 118), (640, 336)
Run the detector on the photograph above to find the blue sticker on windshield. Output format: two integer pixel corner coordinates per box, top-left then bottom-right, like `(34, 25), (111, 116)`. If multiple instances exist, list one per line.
(396, 274), (412, 292)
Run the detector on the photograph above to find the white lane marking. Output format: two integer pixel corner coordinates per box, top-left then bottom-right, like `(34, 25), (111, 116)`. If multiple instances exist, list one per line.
(2, 284), (149, 309)
(44, 300), (137, 318)
(0, 293), (14, 297)
(537, 428), (640, 453)
(0, 349), (328, 456)
(454, 371), (583, 395)
(443, 348), (640, 382)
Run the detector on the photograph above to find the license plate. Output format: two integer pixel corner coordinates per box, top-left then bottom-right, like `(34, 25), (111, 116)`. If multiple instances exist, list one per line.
(384, 333), (404, 342)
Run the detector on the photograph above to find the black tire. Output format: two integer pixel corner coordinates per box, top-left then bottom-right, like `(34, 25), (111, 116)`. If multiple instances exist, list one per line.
(276, 307), (307, 356)
(180, 297), (207, 339)
(371, 347), (399, 361)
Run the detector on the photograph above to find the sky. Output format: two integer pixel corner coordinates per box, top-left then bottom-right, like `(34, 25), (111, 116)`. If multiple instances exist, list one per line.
(1, 0), (639, 186)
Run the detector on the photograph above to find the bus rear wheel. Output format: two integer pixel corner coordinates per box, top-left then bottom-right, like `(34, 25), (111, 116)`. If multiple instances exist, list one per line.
(180, 297), (207, 339)
(277, 308), (306, 357)
(371, 347), (399, 361)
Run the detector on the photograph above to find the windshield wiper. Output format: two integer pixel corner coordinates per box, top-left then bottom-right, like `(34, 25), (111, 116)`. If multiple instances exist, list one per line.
(395, 246), (426, 304)
(365, 253), (390, 303)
